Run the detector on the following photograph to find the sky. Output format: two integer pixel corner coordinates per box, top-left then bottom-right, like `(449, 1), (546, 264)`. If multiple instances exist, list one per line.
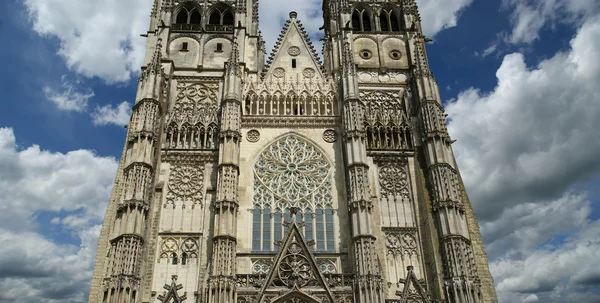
(0, 0), (599, 302)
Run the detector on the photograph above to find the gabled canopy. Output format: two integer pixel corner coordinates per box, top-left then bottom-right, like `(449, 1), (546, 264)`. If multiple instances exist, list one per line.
(264, 12), (323, 81)
(258, 209), (334, 303)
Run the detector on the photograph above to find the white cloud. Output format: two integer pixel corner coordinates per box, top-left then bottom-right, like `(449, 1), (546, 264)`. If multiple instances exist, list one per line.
(253, 0), (473, 61)
(0, 127), (117, 301)
(91, 101), (132, 127)
(447, 16), (600, 220)
(446, 13), (600, 302)
(416, 0), (473, 37)
(23, 0), (152, 83)
(42, 76), (94, 112)
(502, 0), (599, 44)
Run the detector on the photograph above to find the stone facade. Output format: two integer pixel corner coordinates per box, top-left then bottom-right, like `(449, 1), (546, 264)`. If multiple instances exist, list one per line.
(89, 0), (497, 302)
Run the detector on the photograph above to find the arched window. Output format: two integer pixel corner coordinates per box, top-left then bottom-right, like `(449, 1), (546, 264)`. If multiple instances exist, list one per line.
(252, 135), (335, 252)
(209, 11), (221, 25)
(181, 253), (188, 265)
(176, 11), (188, 24)
(173, 3), (201, 30)
(171, 253), (178, 265)
(390, 12), (400, 31)
(362, 12), (372, 31)
(222, 11), (234, 25)
(207, 5), (233, 31)
(352, 11), (361, 30)
(190, 11), (201, 24)
(352, 9), (372, 32)
(380, 12), (389, 31)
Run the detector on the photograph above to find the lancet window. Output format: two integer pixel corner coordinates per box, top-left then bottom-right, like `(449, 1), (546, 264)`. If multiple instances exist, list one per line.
(173, 3), (202, 31)
(352, 8), (372, 32)
(252, 135), (335, 252)
(361, 90), (413, 150)
(379, 9), (401, 32)
(164, 82), (219, 150)
(207, 4), (234, 32)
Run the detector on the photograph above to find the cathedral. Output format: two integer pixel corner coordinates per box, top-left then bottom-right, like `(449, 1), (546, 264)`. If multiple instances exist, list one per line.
(89, 0), (498, 302)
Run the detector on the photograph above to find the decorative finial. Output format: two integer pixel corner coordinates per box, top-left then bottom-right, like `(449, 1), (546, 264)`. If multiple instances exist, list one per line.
(289, 11), (297, 19)
(289, 207), (300, 222)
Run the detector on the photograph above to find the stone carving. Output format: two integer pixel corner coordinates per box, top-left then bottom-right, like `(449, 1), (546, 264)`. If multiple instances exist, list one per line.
(246, 129), (260, 142)
(389, 50), (403, 60)
(252, 259), (272, 274)
(254, 135), (331, 209)
(302, 67), (316, 78)
(166, 164), (204, 206)
(157, 275), (187, 302)
(361, 90), (413, 150)
(317, 259), (337, 274)
(273, 67), (286, 78)
(357, 71), (408, 84)
(278, 242), (313, 287)
(385, 231), (418, 257)
(165, 82), (219, 149)
(322, 129), (337, 143)
(159, 237), (199, 260)
(244, 78), (338, 116)
(288, 46), (301, 56)
(181, 238), (199, 258)
(379, 164), (409, 198)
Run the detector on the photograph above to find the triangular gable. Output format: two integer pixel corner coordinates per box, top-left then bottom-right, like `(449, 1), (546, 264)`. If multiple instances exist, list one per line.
(258, 219), (333, 303)
(396, 266), (430, 302)
(264, 12), (323, 80)
(157, 275), (187, 302)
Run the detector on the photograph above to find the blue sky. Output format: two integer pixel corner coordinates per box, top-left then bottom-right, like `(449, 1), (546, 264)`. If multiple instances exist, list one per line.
(0, 0), (599, 302)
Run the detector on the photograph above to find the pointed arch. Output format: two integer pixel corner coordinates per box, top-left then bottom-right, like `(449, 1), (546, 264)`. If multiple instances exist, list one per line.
(352, 10), (361, 30)
(189, 10), (201, 24)
(251, 133), (336, 253)
(176, 11), (188, 24)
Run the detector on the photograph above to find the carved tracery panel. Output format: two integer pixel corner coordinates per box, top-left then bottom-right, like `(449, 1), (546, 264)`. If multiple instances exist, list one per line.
(378, 161), (415, 227)
(360, 90), (412, 150)
(383, 228), (424, 296)
(252, 135), (335, 252)
(165, 82), (219, 149)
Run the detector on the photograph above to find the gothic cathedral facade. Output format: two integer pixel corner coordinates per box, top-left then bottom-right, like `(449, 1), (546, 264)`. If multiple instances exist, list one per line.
(89, 0), (498, 302)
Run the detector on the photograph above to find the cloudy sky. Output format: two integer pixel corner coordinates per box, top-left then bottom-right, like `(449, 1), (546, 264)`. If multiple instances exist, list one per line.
(0, 0), (598, 302)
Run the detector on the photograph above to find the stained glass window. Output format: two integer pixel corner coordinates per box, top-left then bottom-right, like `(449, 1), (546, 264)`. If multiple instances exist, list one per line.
(252, 135), (335, 252)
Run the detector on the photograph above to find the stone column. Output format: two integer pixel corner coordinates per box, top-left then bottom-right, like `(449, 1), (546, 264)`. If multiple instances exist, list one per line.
(207, 39), (243, 303)
(340, 32), (384, 303)
(90, 39), (166, 303)
(404, 3), (498, 300)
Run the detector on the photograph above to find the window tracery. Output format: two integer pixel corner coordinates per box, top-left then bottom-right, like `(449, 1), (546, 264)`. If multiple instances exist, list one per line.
(159, 237), (199, 264)
(352, 8), (372, 31)
(252, 135), (335, 252)
(243, 80), (339, 117)
(207, 4), (234, 32)
(379, 9), (402, 32)
(165, 82), (219, 150)
(172, 2), (202, 31)
(361, 90), (413, 150)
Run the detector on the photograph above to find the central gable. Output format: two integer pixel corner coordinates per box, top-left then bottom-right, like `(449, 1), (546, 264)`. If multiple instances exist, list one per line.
(264, 11), (323, 81)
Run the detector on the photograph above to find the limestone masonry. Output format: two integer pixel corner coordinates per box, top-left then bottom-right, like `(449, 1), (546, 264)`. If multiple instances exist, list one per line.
(89, 1), (498, 302)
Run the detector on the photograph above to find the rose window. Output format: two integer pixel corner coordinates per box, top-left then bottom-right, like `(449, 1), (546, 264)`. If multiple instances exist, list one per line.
(252, 135), (336, 252)
(254, 135), (330, 208)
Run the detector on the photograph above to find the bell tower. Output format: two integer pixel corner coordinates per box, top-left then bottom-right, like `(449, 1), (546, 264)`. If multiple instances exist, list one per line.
(322, 0), (498, 302)
(89, 0), (497, 302)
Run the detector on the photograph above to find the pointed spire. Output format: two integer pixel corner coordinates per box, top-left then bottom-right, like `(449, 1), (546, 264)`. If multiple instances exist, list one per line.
(142, 38), (163, 80)
(396, 266), (430, 302)
(157, 275), (187, 303)
(264, 12), (323, 73)
(226, 38), (240, 76)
